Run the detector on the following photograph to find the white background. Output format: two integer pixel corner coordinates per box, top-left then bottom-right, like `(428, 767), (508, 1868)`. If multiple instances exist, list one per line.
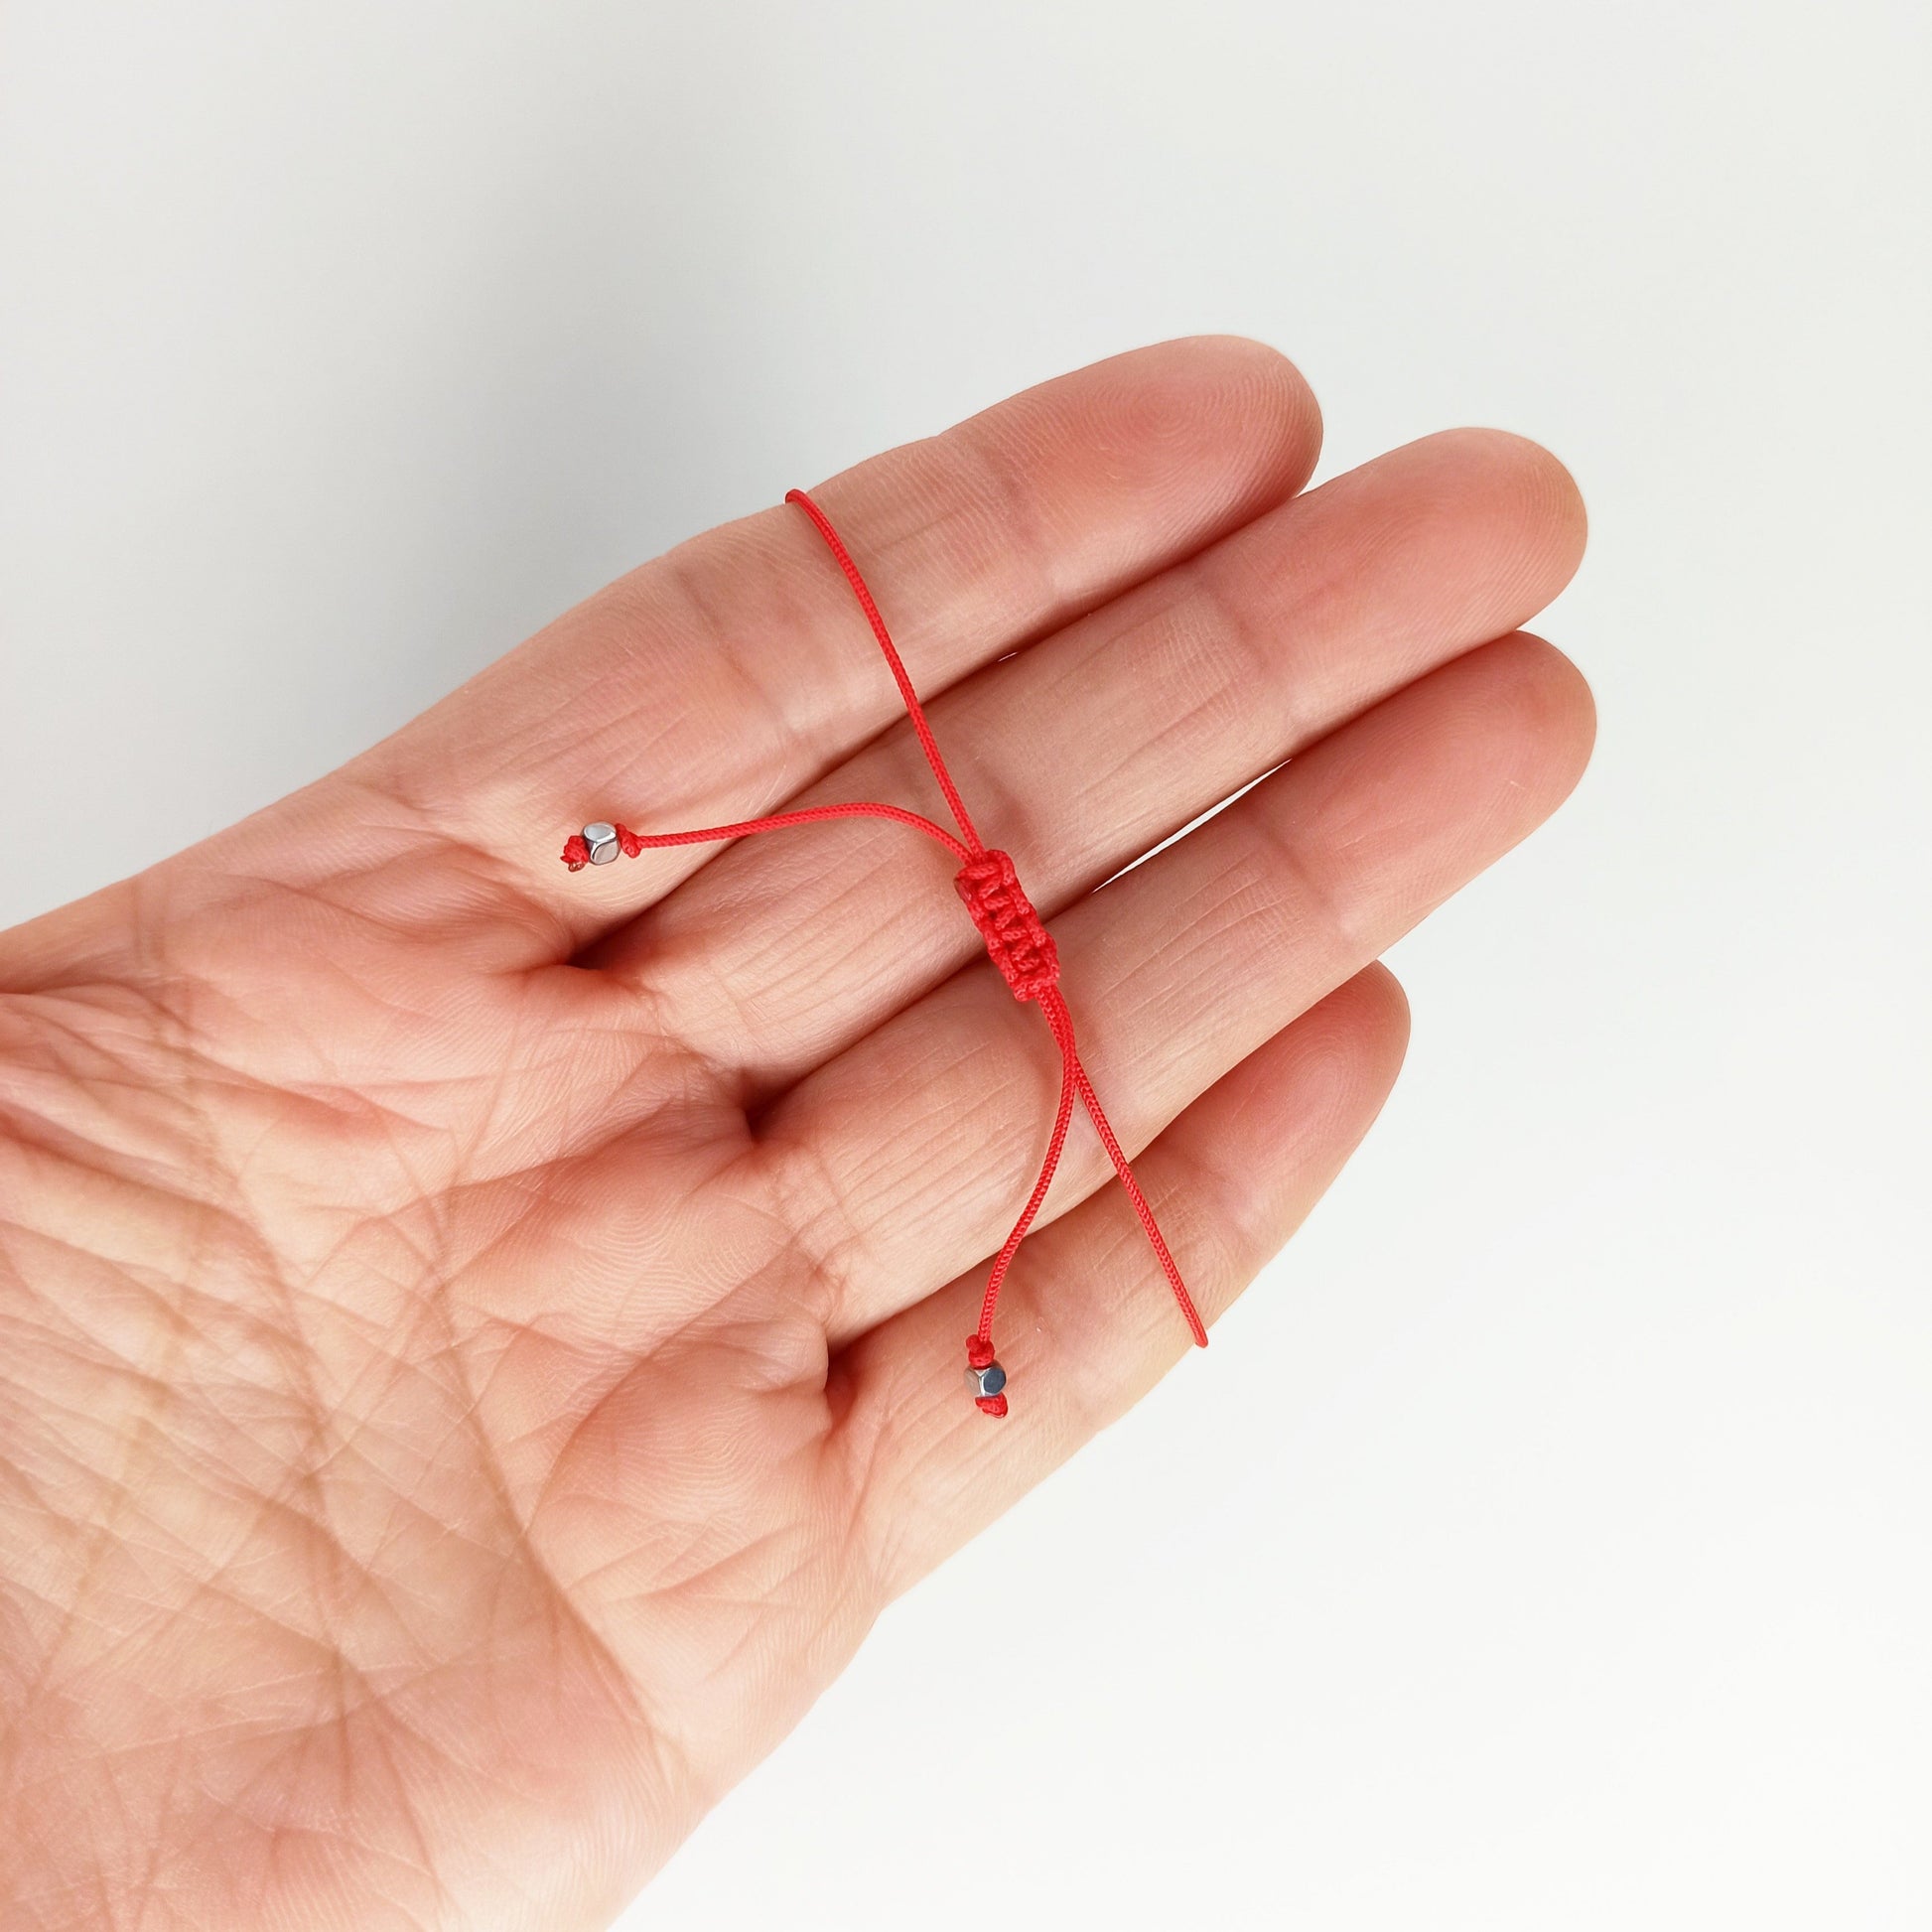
(2, 4), (1927, 1928)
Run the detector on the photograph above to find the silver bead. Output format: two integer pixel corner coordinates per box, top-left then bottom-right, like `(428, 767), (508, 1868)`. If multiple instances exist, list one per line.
(582, 821), (621, 866)
(965, 1361), (1007, 1399)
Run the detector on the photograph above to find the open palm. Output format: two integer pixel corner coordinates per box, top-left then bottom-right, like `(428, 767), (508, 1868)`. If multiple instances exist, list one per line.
(0, 340), (1590, 1931)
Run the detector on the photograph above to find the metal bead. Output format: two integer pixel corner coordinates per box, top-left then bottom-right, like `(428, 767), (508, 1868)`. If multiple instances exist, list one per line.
(965, 1360), (1007, 1399)
(582, 821), (621, 866)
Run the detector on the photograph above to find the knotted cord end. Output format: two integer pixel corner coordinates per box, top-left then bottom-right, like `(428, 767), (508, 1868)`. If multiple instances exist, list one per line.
(965, 1334), (1008, 1417)
(562, 822), (644, 870)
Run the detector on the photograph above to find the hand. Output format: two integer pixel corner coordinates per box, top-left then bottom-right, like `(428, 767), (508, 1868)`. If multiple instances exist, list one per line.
(0, 339), (1590, 1931)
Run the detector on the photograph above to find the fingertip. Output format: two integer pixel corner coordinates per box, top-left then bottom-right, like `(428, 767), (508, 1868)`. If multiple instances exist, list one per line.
(1390, 426), (1588, 612)
(1484, 630), (1599, 808)
(1498, 431), (1588, 593)
(1158, 333), (1323, 473)
(1059, 334), (1324, 525)
(1342, 959), (1414, 1075)
(1292, 961), (1413, 1132)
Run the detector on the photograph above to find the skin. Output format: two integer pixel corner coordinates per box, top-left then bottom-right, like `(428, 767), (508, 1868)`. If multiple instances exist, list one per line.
(0, 338), (1592, 1930)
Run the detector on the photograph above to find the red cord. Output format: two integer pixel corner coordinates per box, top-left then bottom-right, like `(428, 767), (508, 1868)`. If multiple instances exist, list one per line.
(560, 487), (1207, 1414)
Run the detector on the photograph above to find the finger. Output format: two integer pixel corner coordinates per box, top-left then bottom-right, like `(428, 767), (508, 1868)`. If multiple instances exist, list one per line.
(756, 632), (1594, 1348)
(212, 338), (1320, 961)
(598, 428), (1584, 1083)
(835, 962), (1411, 1597)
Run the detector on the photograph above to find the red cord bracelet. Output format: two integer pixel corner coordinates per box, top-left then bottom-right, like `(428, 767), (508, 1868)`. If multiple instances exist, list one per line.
(561, 488), (1208, 1415)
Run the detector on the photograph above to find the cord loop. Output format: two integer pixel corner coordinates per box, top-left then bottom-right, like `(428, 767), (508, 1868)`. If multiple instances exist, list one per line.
(556, 487), (1209, 1413)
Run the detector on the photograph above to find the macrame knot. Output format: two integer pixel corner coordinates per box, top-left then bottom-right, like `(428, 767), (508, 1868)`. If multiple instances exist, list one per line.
(954, 848), (1059, 1003)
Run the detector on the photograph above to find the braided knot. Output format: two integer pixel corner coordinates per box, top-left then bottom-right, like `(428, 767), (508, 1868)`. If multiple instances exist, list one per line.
(954, 848), (1059, 1003)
